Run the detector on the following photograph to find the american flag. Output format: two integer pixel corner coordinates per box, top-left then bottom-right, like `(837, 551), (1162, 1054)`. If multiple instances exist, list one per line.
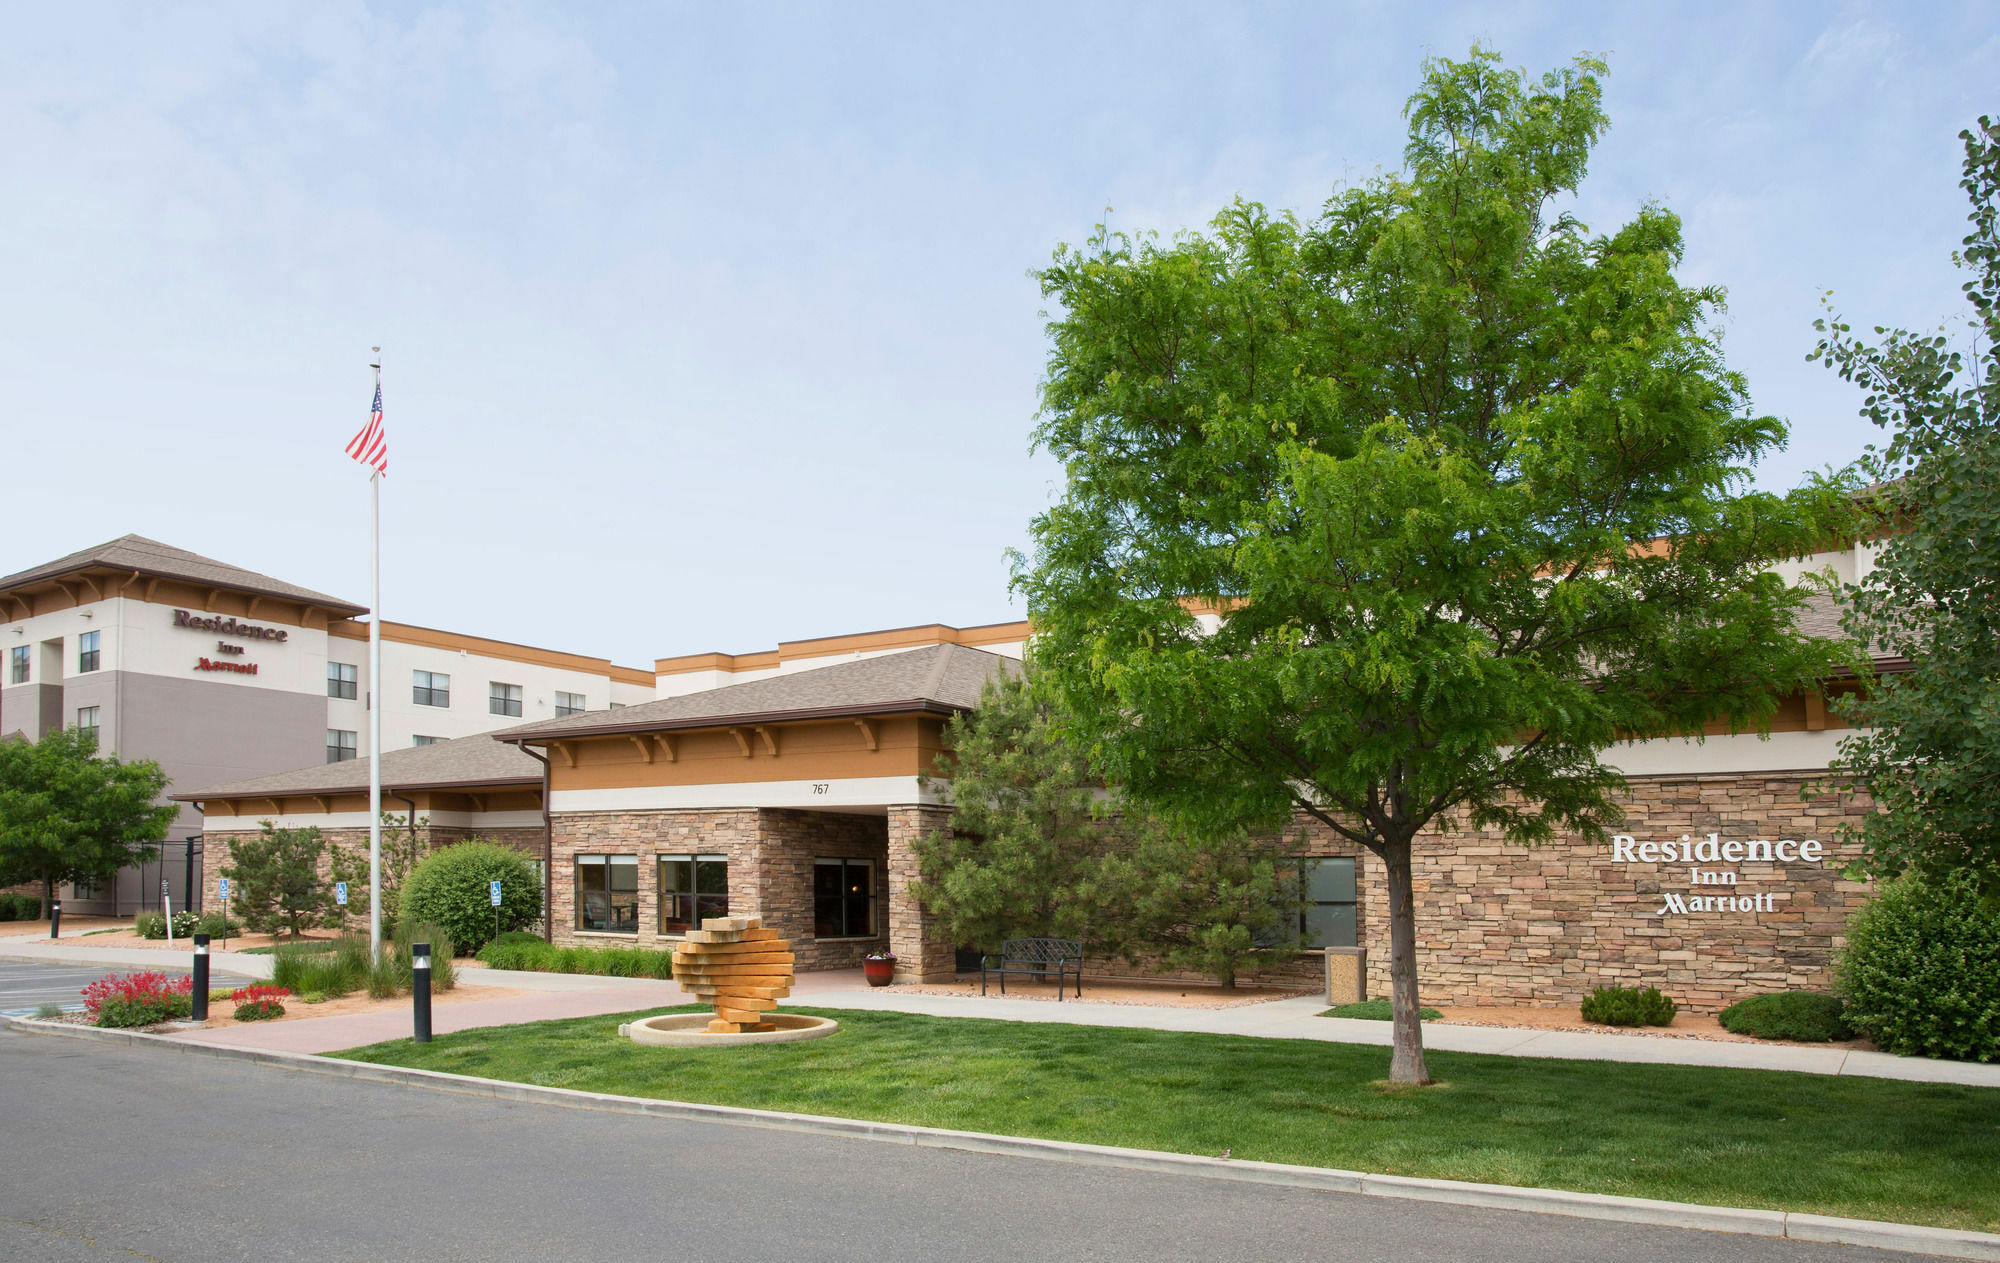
(346, 383), (388, 475)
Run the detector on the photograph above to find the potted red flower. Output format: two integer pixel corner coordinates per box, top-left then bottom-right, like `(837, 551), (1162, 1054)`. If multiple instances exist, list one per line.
(862, 950), (897, 987)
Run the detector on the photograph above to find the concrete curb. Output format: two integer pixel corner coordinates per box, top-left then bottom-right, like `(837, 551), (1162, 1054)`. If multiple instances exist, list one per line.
(7, 1016), (1997, 1260)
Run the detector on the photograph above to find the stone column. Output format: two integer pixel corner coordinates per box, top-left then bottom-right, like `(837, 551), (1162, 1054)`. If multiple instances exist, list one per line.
(885, 804), (956, 982)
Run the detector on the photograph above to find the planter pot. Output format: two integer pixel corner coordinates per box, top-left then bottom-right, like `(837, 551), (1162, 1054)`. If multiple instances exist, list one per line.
(862, 958), (896, 987)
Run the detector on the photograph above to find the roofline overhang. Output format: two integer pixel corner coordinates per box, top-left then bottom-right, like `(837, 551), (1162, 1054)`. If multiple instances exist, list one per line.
(0, 560), (366, 617)
(172, 774), (542, 804)
(499, 699), (969, 747)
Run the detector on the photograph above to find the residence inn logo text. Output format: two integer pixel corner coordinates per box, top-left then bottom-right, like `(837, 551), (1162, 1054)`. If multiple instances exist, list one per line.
(1610, 832), (1826, 918)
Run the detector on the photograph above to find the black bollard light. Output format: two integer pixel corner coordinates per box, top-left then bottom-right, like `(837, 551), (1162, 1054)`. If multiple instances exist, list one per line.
(49, 898), (60, 940)
(191, 934), (210, 1021)
(412, 941), (432, 1043)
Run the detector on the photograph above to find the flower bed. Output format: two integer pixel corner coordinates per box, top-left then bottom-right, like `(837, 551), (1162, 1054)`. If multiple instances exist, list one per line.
(81, 971), (194, 1028)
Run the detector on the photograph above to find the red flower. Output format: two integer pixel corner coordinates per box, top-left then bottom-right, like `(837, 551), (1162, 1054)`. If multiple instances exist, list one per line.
(79, 971), (193, 1019)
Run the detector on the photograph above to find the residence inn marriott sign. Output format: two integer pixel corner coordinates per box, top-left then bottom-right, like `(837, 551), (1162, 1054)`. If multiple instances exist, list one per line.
(8, 533), (1887, 1013)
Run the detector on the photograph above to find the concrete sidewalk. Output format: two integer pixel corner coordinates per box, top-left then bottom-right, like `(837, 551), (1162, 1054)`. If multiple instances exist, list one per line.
(13, 936), (1996, 1087)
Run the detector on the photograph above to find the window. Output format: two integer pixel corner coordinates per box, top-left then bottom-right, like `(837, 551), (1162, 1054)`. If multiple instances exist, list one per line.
(327, 729), (357, 763)
(658, 854), (728, 935)
(72, 877), (98, 900)
(8, 645), (27, 684)
(574, 855), (638, 933)
(75, 706), (100, 737)
(609, 702), (626, 710)
(1297, 858), (1358, 948)
(413, 670), (450, 708)
(813, 858), (877, 938)
(327, 662), (358, 700)
(489, 681), (522, 717)
(555, 691), (585, 717)
(77, 630), (100, 673)
(412, 735), (441, 747)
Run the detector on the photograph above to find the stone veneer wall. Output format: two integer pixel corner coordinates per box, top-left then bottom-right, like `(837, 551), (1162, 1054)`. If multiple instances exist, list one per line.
(546, 807), (895, 970)
(1319, 772), (1876, 1014)
(201, 824), (545, 919)
(887, 804), (957, 982)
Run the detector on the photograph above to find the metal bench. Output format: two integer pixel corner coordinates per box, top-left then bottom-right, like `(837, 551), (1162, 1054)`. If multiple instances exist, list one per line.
(981, 937), (1083, 1000)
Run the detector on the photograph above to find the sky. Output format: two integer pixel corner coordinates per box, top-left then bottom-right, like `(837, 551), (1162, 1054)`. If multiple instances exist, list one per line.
(3, 2), (1994, 668)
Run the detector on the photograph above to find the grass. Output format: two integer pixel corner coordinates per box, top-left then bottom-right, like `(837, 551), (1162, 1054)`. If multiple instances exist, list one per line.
(333, 1006), (2000, 1232)
(1321, 999), (1443, 1021)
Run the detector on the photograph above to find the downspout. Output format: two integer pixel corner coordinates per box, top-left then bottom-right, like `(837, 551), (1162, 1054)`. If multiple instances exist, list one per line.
(518, 745), (553, 942)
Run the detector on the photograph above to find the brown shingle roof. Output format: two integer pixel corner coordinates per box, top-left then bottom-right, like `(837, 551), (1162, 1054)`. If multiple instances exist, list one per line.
(1, 534), (363, 614)
(501, 643), (1020, 743)
(173, 733), (541, 801)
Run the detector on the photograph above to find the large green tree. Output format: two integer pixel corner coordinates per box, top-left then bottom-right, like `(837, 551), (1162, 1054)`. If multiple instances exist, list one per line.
(0, 727), (178, 917)
(1017, 49), (1858, 1082)
(1818, 117), (2000, 895)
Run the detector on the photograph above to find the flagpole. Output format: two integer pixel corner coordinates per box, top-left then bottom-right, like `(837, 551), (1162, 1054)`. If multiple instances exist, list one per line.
(367, 348), (384, 960)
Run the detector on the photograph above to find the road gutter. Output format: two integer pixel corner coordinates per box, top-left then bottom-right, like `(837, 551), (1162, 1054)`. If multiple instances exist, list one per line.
(7, 1014), (1997, 1261)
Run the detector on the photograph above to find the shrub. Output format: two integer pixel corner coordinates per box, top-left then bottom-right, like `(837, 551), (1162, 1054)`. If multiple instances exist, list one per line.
(1580, 985), (1678, 1027)
(269, 936), (371, 998)
(1839, 870), (2000, 1062)
(302, 991), (329, 1005)
(1718, 992), (1855, 1042)
(196, 911), (242, 939)
(133, 910), (202, 940)
(207, 989), (234, 1004)
(231, 985), (289, 1021)
(0, 892), (43, 920)
(395, 841), (543, 956)
(82, 971), (194, 1028)
(33, 1001), (63, 1019)
(365, 951), (408, 1000)
(395, 919), (458, 991)
(1320, 999), (1443, 1021)
(474, 936), (679, 979)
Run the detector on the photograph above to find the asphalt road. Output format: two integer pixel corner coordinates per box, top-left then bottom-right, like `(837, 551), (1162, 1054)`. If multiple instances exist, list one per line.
(0, 960), (255, 1014)
(0, 1026), (1929, 1263)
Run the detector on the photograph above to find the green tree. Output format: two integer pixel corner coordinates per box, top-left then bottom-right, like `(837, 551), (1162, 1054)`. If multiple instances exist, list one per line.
(1816, 117), (2000, 896)
(915, 664), (1303, 988)
(0, 727), (177, 917)
(222, 823), (335, 938)
(912, 665), (1128, 952)
(328, 811), (427, 931)
(1017, 48), (1858, 1083)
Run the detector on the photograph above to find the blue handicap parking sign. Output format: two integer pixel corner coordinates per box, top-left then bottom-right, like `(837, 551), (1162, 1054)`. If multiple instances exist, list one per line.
(489, 880), (503, 907)
(218, 878), (230, 899)
(335, 882), (348, 905)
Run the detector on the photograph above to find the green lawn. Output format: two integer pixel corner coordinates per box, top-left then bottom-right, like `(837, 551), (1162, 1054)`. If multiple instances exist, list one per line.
(335, 1007), (2000, 1232)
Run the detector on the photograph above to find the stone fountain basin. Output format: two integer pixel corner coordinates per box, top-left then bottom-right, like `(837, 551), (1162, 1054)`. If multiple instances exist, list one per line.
(619, 1012), (839, 1047)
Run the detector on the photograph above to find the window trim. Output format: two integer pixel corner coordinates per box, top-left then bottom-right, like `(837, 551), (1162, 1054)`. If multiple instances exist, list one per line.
(327, 661), (359, 700)
(413, 669), (451, 708)
(574, 853), (640, 935)
(554, 690), (586, 717)
(1297, 857), (1358, 950)
(812, 856), (879, 940)
(489, 681), (523, 718)
(77, 630), (100, 674)
(327, 728), (358, 763)
(656, 852), (729, 936)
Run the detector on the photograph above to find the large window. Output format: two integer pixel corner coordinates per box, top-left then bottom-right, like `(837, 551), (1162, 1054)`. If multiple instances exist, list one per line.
(413, 670), (450, 708)
(327, 729), (357, 763)
(9, 645), (27, 684)
(489, 681), (522, 717)
(575, 854), (638, 933)
(1297, 858), (1358, 948)
(327, 662), (358, 700)
(76, 706), (100, 738)
(813, 858), (877, 939)
(77, 630), (100, 673)
(658, 854), (729, 935)
(555, 690), (585, 717)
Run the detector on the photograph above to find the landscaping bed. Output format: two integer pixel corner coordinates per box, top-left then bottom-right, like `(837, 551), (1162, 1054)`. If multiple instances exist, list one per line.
(336, 1006), (2000, 1232)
